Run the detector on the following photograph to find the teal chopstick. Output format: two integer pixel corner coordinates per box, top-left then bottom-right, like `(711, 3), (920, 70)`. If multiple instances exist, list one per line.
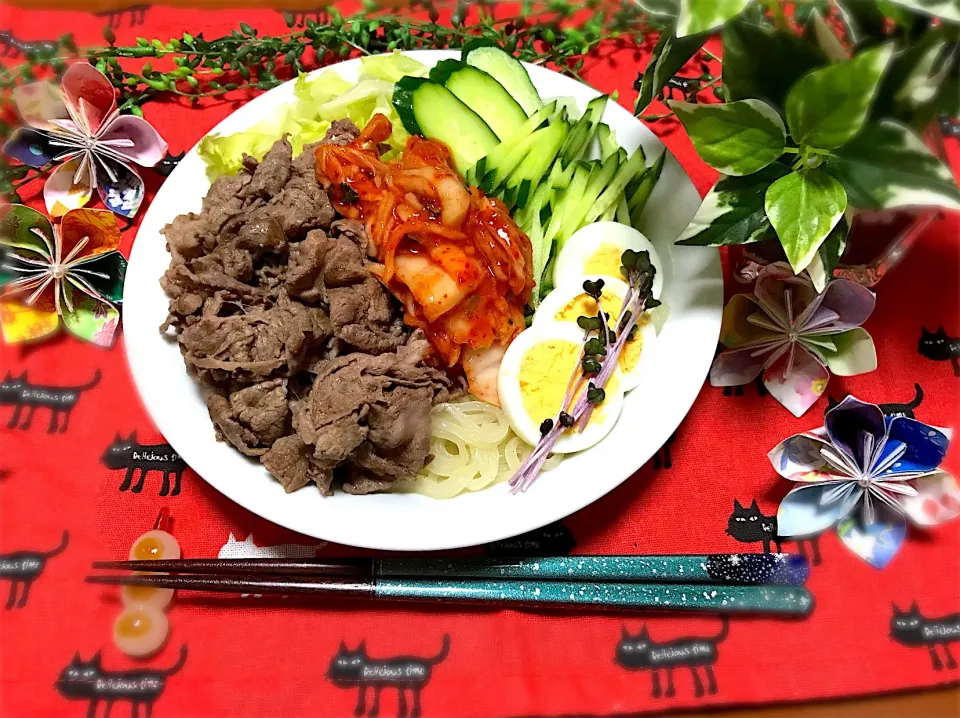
(375, 554), (809, 586)
(374, 579), (814, 615)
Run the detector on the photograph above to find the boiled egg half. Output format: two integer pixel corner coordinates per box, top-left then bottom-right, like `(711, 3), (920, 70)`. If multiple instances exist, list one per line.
(534, 275), (657, 392)
(553, 222), (664, 300)
(498, 321), (624, 454)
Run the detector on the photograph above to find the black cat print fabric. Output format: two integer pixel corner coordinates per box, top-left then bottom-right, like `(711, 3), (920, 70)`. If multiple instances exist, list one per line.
(918, 326), (960, 376)
(2, 7), (960, 716)
(56, 646), (187, 717)
(616, 620), (728, 699)
(1, 370), (100, 434)
(726, 500), (823, 565)
(0, 531), (68, 609)
(100, 433), (188, 497)
(327, 636), (450, 718)
(154, 150), (185, 178)
(890, 602), (960, 671)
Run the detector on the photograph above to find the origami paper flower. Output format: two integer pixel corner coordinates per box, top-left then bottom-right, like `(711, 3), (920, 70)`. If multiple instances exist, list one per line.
(710, 262), (877, 417)
(770, 396), (959, 569)
(3, 64), (167, 219)
(0, 204), (126, 347)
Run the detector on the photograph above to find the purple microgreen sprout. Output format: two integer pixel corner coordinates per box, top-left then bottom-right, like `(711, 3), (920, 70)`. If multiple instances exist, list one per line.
(508, 250), (658, 493)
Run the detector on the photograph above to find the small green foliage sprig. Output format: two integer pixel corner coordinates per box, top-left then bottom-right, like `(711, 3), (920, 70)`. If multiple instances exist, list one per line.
(0, 0), (665, 201)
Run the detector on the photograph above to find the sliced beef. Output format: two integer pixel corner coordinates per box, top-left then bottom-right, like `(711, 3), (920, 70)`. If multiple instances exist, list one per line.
(260, 435), (336, 493)
(179, 298), (331, 387)
(330, 218), (370, 256)
(328, 278), (404, 354)
(291, 335), (451, 491)
(242, 138), (292, 199)
(323, 118), (361, 147)
(207, 379), (290, 456)
(161, 120), (451, 497)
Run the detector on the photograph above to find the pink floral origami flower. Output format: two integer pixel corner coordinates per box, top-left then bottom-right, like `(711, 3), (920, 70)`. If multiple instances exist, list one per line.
(3, 64), (167, 219)
(710, 262), (877, 417)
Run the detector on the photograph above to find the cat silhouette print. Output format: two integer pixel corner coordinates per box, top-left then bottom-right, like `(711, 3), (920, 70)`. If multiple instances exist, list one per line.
(1, 370), (100, 433)
(101, 433), (188, 497)
(0, 531), (69, 609)
(918, 326), (960, 376)
(56, 645), (187, 718)
(726, 499), (822, 565)
(890, 601), (959, 671)
(328, 635), (450, 718)
(616, 620), (728, 699)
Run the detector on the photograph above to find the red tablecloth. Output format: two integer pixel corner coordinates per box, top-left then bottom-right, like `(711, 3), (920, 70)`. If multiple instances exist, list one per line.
(2, 6), (959, 718)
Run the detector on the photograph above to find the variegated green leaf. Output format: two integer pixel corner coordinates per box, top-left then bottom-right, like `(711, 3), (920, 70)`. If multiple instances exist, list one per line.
(676, 0), (751, 37)
(669, 99), (786, 176)
(765, 168), (847, 273)
(785, 43), (894, 150)
(806, 215), (849, 292)
(676, 164), (788, 246)
(827, 120), (960, 211)
(886, 0), (960, 22)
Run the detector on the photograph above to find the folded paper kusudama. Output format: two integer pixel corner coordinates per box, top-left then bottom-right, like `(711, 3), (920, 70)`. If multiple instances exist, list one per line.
(4, 64), (167, 219)
(770, 396), (959, 569)
(0, 204), (126, 347)
(711, 262), (877, 417)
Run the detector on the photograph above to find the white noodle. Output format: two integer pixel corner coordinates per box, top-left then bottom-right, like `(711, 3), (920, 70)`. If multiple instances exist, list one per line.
(396, 400), (561, 499)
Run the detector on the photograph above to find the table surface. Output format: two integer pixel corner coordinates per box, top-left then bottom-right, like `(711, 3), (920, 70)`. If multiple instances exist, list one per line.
(2, 5), (960, 718)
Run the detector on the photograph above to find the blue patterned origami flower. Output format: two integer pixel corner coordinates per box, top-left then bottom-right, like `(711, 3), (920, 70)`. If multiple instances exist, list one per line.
(769, 396), (959, 568)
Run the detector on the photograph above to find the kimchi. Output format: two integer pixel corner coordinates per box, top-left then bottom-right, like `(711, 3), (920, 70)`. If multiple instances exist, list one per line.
(315, 114), (534, 405)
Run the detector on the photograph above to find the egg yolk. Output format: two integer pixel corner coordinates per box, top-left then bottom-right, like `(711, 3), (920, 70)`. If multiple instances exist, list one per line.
(553, 288), (623, 325)
(618, 316), (648, 374)
(584, 243), (624, 278)
(116, 610), (153, 638)
(520, 340), (618, 430)
(552, 289), (642, 374)
(132, 536), (166, 560)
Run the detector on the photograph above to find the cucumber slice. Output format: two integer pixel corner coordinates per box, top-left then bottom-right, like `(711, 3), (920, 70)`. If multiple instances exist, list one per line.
(556, 151), (623, 246)
(429, 60), (528, 141)
(582, 147), (647, 226)
(558, 94), (608, 169)
(468, 100), (558, 190)
(499, 119), (569, 210)
(596, 123), (620, 160)
(543, 160), (592, 248)
(628, 150), (666, 227)
(616, 193), (631, 225)
(392, 76), (500, 176)
(462, 39), (543, 115)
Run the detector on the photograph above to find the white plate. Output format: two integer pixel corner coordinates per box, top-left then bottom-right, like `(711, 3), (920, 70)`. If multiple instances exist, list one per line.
(123, 50), (722, 551)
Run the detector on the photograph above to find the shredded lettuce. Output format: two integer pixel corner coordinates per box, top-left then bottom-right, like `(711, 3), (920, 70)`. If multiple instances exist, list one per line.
(198, 52), (428, 180)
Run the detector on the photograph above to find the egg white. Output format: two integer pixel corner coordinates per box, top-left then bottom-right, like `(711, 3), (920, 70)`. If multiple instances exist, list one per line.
(534, 276), (658, 392)
(497, 321), (625, 454)
(553, 222), (664, 300)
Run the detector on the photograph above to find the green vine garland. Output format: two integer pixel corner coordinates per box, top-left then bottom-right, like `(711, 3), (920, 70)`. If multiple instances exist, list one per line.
(0, 0), (666, 203)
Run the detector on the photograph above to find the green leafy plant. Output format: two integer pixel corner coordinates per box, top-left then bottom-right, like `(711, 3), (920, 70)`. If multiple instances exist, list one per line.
(638, 0), (960, 289)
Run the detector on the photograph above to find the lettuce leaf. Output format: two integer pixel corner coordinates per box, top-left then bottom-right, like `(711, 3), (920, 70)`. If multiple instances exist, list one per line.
(198, 52), (428, 180)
